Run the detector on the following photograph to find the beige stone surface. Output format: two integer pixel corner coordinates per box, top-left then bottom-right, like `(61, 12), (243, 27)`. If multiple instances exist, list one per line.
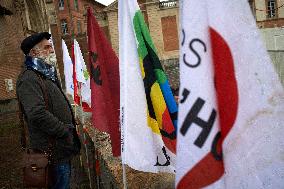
(84, 121), (175, 189)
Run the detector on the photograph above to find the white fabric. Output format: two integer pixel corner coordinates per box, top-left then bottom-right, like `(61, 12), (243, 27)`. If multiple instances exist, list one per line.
(74, 39), (87, 84)
(81, 77), (91, 107)
(176, 0), (284, 188)
(62, 39), (74, 98)
(73, 39), (91, 107)
(119, 0), (175, 173)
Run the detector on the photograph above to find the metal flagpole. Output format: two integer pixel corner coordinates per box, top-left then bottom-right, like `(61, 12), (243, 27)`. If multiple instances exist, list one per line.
(121, 111), (127, 189)
(122, 163), (128, 189)
(78, 83), (93, 189)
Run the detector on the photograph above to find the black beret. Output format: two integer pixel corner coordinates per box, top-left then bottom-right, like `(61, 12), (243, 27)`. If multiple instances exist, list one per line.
(21, 32), (51, 55)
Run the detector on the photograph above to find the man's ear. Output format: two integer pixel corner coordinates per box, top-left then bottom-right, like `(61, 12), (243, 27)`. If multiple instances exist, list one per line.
(29, 49), (37, 57)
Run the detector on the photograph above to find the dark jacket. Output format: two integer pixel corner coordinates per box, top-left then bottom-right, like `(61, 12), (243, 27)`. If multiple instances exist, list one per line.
(16, 69), (81, 163)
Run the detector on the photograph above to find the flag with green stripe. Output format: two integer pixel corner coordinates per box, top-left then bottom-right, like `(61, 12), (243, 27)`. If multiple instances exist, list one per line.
(119, 0), (177, 173)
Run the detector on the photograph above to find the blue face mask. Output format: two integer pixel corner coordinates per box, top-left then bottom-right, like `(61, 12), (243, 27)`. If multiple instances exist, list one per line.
(24, 56), (58, 81)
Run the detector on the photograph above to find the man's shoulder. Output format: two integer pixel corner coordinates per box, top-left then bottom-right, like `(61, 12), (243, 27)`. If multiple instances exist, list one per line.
(16, 69), (40, 87)
(18, 69), (38, 81)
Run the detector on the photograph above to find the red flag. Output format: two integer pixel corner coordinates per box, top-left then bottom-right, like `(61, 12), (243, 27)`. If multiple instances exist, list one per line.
(71, 44), (81, 105)
(87, 8), (121, 156)
(82, 102), (91, 112)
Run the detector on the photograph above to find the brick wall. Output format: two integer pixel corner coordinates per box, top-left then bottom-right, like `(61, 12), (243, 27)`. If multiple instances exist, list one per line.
(50, 23), (64, 83)
(161, 15), (179, 52)
(0, 99), (19, 125)
(0, 1), (25, 101)
(257, 18), (284, 28)
(146, 2), (164, 58)
(107, 11), (119, 55)
(53, 0), (106, 36)
(0, 0), (50, 127)
(145, 2), (179, 60)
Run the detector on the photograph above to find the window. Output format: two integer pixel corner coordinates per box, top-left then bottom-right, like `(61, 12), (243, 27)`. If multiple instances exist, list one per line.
(74, 0), (79, 11)
(59, 0), (64, 10)
(61, 19), (68, 35)
(267, 0), (277, 18)
(161, 16), (179, 51)
(77, 21), (81, 34)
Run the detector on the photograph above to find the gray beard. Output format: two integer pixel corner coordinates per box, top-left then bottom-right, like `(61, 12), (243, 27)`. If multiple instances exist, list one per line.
(37, 53), (57, 66)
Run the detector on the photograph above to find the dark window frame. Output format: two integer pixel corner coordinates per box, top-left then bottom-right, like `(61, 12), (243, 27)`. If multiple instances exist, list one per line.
(74, 0), (79, 11)
(61, 19), (68, 35)
(77, 20), (81, 34)
(266, 0), (278, 19)
(59, 0), (64, 10)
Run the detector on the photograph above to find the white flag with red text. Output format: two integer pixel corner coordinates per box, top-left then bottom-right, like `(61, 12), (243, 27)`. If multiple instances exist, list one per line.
(176, 0), (284, 188)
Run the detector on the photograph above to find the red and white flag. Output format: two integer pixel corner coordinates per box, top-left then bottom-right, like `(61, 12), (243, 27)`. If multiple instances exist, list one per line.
(176, 0), (284, 188)
(71, 44), (81, 105)
(73, 39), (91, 112)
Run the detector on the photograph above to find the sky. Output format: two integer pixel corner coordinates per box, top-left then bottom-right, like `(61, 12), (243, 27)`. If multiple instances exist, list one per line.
(95, 0), (166, 6)
(95, 0), (116, 6)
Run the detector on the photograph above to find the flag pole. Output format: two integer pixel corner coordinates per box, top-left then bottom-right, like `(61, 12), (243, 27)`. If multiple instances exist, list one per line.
(122, 163), (128, 189)
(79, 82), (93, 189)
(85, 26), (100, 189)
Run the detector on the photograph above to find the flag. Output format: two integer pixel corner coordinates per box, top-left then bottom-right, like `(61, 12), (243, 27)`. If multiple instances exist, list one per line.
(176, 0), (284, 188)
(119, 0), (178, 173)
(74, 39), (87, 84)
(81, 77), (91, 112)
(87, 8), (121, 156)
(62, 39), (74, 98)
(73, 39), (91, 112)
(71, 44), (81, 105)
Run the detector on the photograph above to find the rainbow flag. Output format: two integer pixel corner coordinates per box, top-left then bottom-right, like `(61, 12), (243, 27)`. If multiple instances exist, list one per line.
(119, 0), (177, 173)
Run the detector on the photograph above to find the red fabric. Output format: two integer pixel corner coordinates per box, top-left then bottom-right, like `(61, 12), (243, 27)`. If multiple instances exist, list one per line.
(177, 27), (239, 189)
(82, 102), (92, 112)
(71, 44), (81, 105)
(87, 8), (121, 157)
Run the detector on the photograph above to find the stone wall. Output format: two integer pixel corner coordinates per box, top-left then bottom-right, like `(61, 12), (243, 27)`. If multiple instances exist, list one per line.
(82, 119), (175, 189)
(162, 58), (179, 89)
(268, 50), (284, 85)
(0, 99), (19, 125)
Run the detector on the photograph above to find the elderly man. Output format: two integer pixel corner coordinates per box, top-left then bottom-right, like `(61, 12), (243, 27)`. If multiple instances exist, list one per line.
(16, 32), (81, 189)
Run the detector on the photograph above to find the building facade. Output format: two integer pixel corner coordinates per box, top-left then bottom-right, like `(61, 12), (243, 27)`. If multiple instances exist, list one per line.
(45, 0), (106, 89)
(0, 0), (283, 123)
(104, 0), (179, 60)
(104, 0), (283, 85)
(0, 0), (50, 123)
(250, 0), (284, 84)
